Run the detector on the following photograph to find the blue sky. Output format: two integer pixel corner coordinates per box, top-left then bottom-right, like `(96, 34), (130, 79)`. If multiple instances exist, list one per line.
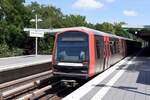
(25, 0), (150, 25)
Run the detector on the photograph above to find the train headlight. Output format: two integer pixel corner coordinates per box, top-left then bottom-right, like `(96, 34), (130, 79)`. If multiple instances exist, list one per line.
(83, 61), (88, 65)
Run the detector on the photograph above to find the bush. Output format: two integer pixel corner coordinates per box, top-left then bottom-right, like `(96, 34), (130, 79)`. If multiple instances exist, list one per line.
(0, 44), (23, 57)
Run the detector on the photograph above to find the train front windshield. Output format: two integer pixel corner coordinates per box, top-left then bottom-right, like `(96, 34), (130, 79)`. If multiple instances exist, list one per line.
(54, 31), (89, 63)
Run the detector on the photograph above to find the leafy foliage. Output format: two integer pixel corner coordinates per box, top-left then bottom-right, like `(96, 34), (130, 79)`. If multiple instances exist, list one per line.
(95, 22), (114, 34)
(0, 1), (135, 57)
(0, 44), (23, 57)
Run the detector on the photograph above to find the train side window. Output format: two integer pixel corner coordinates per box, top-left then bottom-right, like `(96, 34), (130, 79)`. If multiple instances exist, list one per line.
(109, 41), (114, 54)
(114, 40), (117, 54)
(119, 40), (122, 53)
(115, 40), (119, 53)
(96, 40), (100, 59)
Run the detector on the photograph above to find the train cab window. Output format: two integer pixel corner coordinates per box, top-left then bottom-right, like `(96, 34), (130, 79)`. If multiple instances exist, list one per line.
(55, 31), (89, 63)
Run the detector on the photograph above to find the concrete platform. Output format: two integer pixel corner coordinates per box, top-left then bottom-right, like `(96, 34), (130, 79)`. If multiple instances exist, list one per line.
(0, 55), (52, 72)
(0, 55), (52, 84)
(63, 50), (150, 100)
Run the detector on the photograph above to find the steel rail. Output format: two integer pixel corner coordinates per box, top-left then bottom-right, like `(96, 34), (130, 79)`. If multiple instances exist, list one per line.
(0, 70), (52, 89)
(1, 81), (40, 99)
(0, 70), (53, 100)
(16, 81), (61, 100)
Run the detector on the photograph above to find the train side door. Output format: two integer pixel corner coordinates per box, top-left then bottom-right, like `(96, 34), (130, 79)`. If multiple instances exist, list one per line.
(118, 39), (123, 59)
(103, 37), (111, 70)
(94, 36), (104, 73)
(121, 39), (125, 57)
(109, 38), (115, 65)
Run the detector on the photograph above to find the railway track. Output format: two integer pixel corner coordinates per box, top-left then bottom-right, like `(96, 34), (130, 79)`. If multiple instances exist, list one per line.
(9, 79), (82, 100)
(12, 80), (62, 100)
(0, 70), (84, 100)
(0, 70), (53, 100)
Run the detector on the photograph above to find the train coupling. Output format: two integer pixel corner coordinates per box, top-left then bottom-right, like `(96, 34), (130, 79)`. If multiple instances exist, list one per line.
(60, 80), (78, 87)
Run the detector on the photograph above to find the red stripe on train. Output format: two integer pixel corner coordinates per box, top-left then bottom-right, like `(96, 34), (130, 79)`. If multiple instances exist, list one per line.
(88, 32), (95, 77)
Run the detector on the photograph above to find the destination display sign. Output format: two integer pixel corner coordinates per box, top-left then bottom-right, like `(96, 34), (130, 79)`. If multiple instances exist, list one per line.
(61, 37), (86, 41)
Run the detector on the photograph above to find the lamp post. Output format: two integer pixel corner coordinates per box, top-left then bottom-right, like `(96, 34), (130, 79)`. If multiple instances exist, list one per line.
(30, 14), (42, 56)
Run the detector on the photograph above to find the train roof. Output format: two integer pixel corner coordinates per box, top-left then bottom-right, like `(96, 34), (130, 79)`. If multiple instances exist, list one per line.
(57, 26), (134, 41)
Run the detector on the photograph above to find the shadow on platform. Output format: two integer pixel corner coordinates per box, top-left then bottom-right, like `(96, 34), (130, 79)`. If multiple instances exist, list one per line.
(115, 47), (150, 86)
(93, 84), (150, 96)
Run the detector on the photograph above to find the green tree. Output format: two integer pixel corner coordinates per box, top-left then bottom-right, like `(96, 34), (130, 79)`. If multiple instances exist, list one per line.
(27, 2), (63, 28)
(26, 2), (64, 54)
(61, 15), (87, 27)
(95, 22), (114, 34)
(0, 1), (136, 57)
(0, 0), (31, 47)
(113, 22), (132, 38)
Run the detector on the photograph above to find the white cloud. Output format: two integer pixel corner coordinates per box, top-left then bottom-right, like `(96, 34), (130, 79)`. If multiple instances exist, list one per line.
(72, 0), (104, 10)
(106, 0), (115, 3)
(123, 10), (138, 16)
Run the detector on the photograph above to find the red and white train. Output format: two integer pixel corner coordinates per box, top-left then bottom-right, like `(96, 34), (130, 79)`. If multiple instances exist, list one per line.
(52, 27), (141, 79)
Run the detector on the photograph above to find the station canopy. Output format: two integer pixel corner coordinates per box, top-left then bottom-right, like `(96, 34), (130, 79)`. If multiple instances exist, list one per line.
(25, 26), (150, 41)
(122, 25), (150, 41)
(24, 27), (88, 36)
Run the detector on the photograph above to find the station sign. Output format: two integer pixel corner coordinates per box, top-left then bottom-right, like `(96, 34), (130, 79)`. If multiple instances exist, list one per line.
(29, 30), (44, 37)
